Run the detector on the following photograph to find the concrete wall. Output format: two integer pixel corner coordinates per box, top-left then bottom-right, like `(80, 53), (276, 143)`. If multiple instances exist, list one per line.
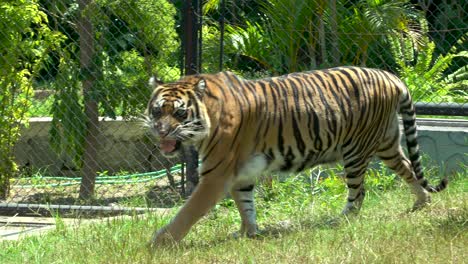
(14, 117), (176, 176)
(14, 118), (467, 176)
(413, 119), (467, 174)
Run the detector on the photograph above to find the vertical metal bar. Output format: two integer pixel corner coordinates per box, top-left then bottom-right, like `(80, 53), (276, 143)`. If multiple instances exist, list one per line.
(181, 0), (201, 196)
(219, 0), (225, 71)
(197, 0), (202, 73)
(183, 0), (197, 75)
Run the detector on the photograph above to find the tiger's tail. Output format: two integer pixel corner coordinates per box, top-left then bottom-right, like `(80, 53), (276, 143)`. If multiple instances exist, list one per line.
(399, 89), (448, 193)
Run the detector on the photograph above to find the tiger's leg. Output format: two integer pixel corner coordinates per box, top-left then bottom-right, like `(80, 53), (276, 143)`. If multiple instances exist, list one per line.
(377, 140), (430, 210)
(150, 173), (230, 246)
(229, 154), (268, 237)
(230, 183), (258, 237)
(342, 154), (372, 215)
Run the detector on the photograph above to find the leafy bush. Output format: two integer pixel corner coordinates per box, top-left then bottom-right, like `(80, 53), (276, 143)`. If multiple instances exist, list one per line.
(225, 21), (273, 73)
(0, 0), (63, 198)
(48, 0), (181, 165)
(389, 20), (468, 102)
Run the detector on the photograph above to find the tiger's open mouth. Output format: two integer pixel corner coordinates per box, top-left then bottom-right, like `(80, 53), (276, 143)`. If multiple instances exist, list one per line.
(159, 138), (182, 156)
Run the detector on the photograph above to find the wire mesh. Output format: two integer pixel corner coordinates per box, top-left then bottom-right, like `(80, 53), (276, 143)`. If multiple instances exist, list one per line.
(0, 0), (466, 217)
(1, 0), (186, 216)
(204, 0), (467, 108)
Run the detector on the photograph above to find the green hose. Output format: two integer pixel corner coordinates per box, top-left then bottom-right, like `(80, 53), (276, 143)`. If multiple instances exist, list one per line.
(13, 163), (184, 188)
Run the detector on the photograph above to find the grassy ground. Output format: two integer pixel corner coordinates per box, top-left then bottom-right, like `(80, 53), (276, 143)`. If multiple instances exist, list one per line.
(1, 170), (466, 264)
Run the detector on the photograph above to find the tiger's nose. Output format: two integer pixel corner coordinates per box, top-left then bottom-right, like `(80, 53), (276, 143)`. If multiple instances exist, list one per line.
(155, 122), (170, 138)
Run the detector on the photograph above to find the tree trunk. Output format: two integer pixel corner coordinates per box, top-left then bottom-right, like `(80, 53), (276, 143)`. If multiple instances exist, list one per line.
(78, 0), (99, 200)
(0, 158), (12, 200)
(319, 14), (327, 66)
(329, 0), (340, 65)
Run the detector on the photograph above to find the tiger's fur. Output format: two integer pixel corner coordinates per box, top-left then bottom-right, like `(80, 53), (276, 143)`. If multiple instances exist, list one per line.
(146, 66), (447, 245)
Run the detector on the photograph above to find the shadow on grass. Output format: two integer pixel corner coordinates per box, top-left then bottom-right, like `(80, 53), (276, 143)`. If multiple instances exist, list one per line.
(186, 200), (467, 249)
(3, 183), (185, 218)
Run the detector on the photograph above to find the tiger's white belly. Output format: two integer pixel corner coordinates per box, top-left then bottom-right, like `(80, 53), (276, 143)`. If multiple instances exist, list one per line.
(236, 150), (341, 182)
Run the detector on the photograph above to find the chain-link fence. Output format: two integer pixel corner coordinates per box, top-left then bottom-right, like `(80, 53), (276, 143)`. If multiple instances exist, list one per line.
(0, 0), (466, 217)
(1, 0), (190, 216)
(204, 0), (467, 113)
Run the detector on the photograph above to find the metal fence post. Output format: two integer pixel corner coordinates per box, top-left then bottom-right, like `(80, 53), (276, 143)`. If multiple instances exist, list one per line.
(182, 0), (202, 196)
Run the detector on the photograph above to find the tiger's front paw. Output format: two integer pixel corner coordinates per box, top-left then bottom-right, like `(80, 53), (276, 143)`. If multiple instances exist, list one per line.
(231, 225), (260, 239)
(147, 227), (177, 250)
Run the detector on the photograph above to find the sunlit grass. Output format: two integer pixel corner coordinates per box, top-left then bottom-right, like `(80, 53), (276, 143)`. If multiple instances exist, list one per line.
(1, 169), (466, 264)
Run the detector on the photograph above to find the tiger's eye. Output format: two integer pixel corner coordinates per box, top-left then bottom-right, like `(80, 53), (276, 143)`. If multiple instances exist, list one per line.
(152, 107), (162, 118)
(174, 108), (188, 119)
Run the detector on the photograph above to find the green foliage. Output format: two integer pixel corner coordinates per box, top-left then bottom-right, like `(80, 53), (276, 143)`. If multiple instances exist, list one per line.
(389, 20), (468, 102)
(210, 0), (426, 73)
(49, 51), (86, 165)
(47, 0), (180, 165)
(431, 1), (468, 55)
(338, 0), (423, 66)
(200, 24), (224, 73)
(95, 0), (180, 80)
(29, 95), (54, 117)
(224, 21), (273, 73)
(0, 0), (64, 198)
(261, 0), (328, 73)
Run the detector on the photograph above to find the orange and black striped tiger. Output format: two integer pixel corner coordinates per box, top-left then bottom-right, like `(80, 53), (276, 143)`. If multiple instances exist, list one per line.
(145, 66), (447, 246)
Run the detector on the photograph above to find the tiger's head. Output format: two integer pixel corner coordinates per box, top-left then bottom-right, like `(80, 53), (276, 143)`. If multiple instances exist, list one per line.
(145, 76), (211, 157)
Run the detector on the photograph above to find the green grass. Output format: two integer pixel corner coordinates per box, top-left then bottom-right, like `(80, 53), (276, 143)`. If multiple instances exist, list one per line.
(1, 170), (467, 264)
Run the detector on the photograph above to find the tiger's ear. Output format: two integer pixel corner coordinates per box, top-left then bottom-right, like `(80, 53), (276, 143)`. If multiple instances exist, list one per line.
(195, 78), (206, 98)
(149, 76), (164, 88)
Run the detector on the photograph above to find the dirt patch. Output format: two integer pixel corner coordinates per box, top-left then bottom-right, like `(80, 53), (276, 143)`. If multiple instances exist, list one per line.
(4, 175), (186, 217)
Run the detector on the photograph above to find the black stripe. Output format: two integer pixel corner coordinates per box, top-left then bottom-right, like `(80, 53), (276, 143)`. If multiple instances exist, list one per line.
(278, 117), (284, 155)
(238, 185), (254, 192)
(281, 147), (295, 171)
(405, 126), (417, 135)
(343, 139), (353, 151)
(409, 151), (420, 161)
(201, 126), (220, 162)
(265, 148), (275, 163)
(311, 111), (322, 150)
(312, 75), (334, 133)
(346, 169), (365, 179)
(344, 157), (361, 169)
(288, 78), (302, 114)
(340, 68), (361, 108)
(328, 73), (348, 119)
(403, 118), (415, 128)
(296, 150), (316, 172)
(291, 115), (305, 155)
(278, 80), (290, 113)
(406, 139), (418, 149)
(200, 159), (224, 176)
(347, 183), (361, 189)
(378, 152), (400, 161)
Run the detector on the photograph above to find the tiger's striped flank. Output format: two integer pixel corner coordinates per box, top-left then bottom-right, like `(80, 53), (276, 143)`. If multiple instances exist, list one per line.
(146, 66), (448, 246)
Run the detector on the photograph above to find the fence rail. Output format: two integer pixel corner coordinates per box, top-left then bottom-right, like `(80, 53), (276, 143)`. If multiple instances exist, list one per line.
(415, 102), (468, 116)
(0, 0), (466, 216)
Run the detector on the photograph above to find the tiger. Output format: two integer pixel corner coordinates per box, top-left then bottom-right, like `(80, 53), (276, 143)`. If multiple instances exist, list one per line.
(145, 66), (447, 246)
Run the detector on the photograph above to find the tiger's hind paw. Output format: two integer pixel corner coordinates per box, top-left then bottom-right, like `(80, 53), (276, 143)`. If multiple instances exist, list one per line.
(231, 228), (262, 239)
(410, 195), (432, 212)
